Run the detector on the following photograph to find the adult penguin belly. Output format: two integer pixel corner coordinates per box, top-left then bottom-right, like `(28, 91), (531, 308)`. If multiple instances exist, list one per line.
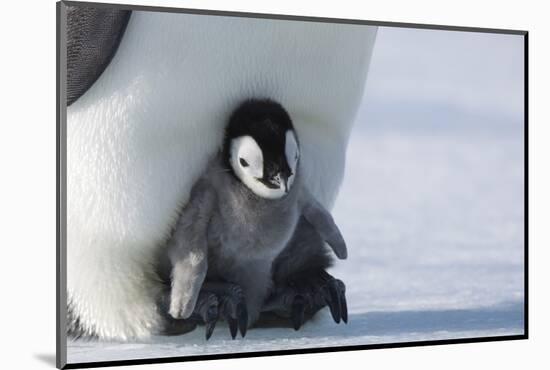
(67, 10), (377, 340)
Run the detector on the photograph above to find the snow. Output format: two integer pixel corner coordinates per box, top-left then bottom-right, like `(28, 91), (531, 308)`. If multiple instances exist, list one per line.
(67, 129), (525, 364)
(67, 27), (525, 364)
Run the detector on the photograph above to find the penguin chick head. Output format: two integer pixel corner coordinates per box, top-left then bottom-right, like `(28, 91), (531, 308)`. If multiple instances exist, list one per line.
(224, 99), (299, 199)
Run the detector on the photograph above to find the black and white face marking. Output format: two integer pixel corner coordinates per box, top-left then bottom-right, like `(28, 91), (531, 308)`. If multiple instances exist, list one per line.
(224, 99), (299, 199)
(229, 130), (299, 199)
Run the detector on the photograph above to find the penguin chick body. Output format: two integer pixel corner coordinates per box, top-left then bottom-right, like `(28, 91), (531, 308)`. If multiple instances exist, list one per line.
(167, 100), (347, 326)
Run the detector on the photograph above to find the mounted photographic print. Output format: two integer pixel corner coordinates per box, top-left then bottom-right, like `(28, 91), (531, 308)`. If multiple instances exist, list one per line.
(56, 1), (527, 368)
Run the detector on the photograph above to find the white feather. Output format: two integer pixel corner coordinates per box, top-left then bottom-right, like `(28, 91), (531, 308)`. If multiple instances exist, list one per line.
(67, 11), (377, 340)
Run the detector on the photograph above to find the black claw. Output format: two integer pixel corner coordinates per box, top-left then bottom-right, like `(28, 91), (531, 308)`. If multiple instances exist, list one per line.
(338, 281), (348, 324)
(341, 297), (348, 324)
(228, 318), (238, 339)
(291, 296), (306, 330)
(238, 302), (248, 337)
(325, 283), (341, 324)
(205, 320), (217, 340)
(217, 287), (240, 339)
(206, 307), (219, 338)
(190, 292), (219, 340)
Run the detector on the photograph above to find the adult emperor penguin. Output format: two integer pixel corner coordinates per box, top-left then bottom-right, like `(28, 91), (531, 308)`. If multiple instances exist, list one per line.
(65, 5), (377, 340)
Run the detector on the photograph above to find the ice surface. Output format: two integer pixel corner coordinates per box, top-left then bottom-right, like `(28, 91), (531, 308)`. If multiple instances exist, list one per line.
(67, 27), (525, 364)
(67, 130), (524, 364)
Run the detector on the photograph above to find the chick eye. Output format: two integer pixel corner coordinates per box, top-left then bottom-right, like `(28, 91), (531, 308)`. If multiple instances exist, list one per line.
(239, 158), (249, 167)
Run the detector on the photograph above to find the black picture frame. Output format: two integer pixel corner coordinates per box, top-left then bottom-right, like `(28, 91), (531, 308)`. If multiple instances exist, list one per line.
(56, 1), (528, 368)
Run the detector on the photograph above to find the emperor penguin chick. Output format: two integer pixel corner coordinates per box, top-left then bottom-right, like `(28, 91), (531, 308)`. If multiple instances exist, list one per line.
(167, 99), (347, 339)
